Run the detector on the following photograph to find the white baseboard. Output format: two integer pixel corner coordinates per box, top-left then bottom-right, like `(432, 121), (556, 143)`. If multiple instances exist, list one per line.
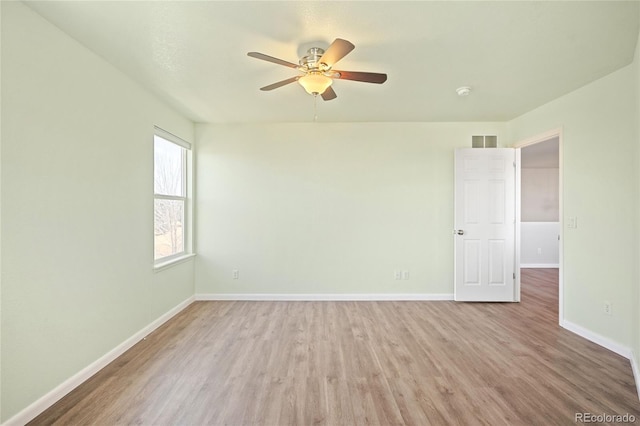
(520, 264), (560, 268)
(560, 319), (632, 359)
(632, 350), (640, 401)
(561, 320), (639, 398)
(195, 293), (454, 301)
(3, 296), (195, 426)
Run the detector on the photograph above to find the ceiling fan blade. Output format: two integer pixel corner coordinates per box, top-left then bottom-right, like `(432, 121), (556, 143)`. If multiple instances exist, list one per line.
(321, 86), (337, 101)
(247, 52), (299, 69)
(334, 70), (387, 84)
(260, 76), (299, 91)
(319, 38), (355, 67)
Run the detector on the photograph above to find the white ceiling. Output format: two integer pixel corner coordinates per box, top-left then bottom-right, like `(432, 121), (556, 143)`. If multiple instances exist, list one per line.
(26, 1), (639, 124)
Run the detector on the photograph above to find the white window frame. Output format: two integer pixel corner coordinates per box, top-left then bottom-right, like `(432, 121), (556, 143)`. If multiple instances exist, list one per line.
(153, 126), (193, 269)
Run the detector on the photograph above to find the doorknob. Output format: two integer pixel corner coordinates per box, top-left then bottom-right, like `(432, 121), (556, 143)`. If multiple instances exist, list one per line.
(455, 230), (465, 235)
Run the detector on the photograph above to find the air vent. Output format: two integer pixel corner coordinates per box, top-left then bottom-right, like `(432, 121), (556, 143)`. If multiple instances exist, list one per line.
(472, 135), (497, 148)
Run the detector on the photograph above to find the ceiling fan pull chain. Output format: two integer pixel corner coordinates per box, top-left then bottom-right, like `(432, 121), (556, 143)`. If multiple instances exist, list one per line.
(314, 94), (318, 122)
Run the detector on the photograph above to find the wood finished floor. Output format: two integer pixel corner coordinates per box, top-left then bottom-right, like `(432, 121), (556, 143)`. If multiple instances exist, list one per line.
(30, 269), (640, 425)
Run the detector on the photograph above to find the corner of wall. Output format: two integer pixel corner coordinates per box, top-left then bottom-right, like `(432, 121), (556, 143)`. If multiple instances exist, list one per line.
(635, 10), (640, 401)
(0, 1), (4, 421)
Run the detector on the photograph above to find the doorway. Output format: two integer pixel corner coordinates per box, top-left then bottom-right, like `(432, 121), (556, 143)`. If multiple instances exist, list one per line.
(514, 130), (563, 324)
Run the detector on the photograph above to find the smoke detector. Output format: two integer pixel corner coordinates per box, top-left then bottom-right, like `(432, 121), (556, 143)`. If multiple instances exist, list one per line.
(456, 86), (471, 96)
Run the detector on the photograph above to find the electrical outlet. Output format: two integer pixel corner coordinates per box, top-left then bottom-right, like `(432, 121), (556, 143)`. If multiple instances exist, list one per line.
(394, 270), (402, 280)
(233, 269), (239, 280)
(402, 270), (410, 280)
(603, 301), (612, 316)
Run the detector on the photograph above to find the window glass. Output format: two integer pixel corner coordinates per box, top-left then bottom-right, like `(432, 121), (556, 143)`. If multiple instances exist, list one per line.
(154, 198), (184, 260)
(154, 135), (185, 197)
(154, 132), (188, 262)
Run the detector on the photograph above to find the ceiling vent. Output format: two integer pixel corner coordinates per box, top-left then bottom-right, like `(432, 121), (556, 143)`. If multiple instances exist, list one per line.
(472, 135), (497, 148)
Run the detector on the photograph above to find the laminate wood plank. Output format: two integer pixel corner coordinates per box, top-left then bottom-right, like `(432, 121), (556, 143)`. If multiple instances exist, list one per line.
(324, 377), (355, 425)
(29, 269), (640, 425)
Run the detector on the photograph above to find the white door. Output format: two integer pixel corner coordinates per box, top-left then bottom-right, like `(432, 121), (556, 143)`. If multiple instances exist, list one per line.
(454, 148), (517, 301)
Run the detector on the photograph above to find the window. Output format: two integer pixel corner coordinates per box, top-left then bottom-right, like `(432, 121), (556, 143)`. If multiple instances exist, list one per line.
(154, 127), (191, 264)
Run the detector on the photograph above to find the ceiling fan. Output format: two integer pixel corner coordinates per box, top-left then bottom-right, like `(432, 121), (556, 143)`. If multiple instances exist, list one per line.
(247, 38), (387, 101)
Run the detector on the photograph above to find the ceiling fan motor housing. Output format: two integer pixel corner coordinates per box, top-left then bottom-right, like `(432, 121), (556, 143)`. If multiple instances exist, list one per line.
(300, 47), (329, 72)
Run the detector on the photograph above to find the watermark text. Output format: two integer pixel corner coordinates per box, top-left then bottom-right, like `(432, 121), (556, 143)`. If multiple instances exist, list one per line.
(575, 412), (636, 423)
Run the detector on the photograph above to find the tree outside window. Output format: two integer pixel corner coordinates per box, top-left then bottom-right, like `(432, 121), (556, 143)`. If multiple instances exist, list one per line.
(154, 134), (187, 261)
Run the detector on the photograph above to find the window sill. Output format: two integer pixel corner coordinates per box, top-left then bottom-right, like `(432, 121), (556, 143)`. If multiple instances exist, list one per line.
(154, 253), (196, 272)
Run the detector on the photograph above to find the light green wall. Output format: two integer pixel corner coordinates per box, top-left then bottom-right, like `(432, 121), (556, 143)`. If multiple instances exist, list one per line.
(0, 1), (3, 420)
(507, 64), (638, 349)
(635, 9), (640, 378)
(195, 122), (505, 295)
(0, 3), (194, 421)
(2, 0), (639, 420)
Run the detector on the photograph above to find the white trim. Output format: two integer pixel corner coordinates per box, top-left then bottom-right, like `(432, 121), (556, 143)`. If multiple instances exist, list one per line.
(557, 131), (563, 326)
(512, 127), (563, 149)
(195, 293), (454, 301)
(560, 319), (632, 359)
(631, 351), (640, 401)
(153, 253), (196, 272)
(514, 148), (521, 302)
(154, 126), (191, 150)
(2, 296), (195, 426)
(520, 263), (560, 268)
(154, 194), (186, 201)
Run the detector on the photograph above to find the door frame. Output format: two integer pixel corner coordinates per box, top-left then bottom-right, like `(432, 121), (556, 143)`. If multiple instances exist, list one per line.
(512, 128), (563, 324)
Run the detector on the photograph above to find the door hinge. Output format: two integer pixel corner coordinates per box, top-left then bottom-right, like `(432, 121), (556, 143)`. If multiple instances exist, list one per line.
(513, 162), (516, 168)
(513, 272), (516, 280)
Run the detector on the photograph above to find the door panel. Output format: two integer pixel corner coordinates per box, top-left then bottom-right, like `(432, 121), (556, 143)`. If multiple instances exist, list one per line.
(464, 240), (481, 285)
(455, 148), (516, 301)
(464, 181), (480, 223)
(488, 239), (505, 285)
(488, 180), (505, 223)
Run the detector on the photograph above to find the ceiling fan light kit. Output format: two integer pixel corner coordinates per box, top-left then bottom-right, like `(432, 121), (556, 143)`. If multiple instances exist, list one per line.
(298, 73), (333, 95)
(247, 38), (387, 101)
